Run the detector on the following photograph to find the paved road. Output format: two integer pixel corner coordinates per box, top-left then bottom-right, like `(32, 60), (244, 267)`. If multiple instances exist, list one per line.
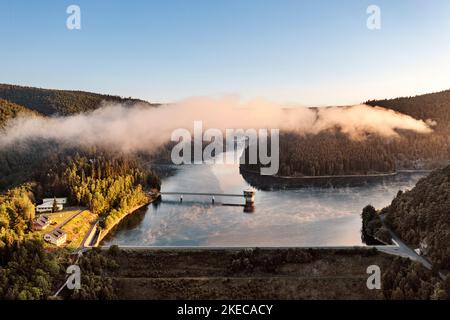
(377, 230), (447, 280)
(79, 220), (99, 249)
(53, 209), (84, 230)
(376, 231), (432, 270)
(51, 210), (88, 297)
(378, 214), (433, 269)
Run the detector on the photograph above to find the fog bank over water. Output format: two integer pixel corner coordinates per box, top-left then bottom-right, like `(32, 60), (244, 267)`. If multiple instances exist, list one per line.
(0, 97), (434, 152)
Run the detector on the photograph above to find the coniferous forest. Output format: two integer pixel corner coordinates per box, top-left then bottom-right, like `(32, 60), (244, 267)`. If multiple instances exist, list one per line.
(382, 164), (450, 270)
(242, 90), (450, 177)
(0, 84), (158, 116)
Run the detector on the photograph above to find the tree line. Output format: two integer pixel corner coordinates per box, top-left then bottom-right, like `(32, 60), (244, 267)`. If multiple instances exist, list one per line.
(0, 83), (157, 116)
(63, 153), (160, 229)
(0, 98), (39, 129)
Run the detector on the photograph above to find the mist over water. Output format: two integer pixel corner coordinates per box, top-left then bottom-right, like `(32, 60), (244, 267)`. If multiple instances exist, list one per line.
(103, 150), (425, 247)
(0, 98), (435, 152)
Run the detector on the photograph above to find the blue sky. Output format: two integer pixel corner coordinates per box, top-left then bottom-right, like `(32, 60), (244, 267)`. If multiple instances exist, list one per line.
(1, 0), (450, 105)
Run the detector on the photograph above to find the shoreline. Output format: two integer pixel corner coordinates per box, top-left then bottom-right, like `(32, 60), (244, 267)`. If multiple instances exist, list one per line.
(96, 195), (157, 246)
(240, 168), (432, 180)
(239, 167), (430, 189)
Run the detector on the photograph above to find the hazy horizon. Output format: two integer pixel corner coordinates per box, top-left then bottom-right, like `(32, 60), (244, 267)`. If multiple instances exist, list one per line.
(2, 81), (450, 107)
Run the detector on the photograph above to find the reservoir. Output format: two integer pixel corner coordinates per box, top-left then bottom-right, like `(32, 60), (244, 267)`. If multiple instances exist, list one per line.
(103, 151), (425, 247)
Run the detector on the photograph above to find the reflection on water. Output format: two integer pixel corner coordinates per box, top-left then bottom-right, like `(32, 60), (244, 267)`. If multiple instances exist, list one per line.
(103, 159), (425, 247)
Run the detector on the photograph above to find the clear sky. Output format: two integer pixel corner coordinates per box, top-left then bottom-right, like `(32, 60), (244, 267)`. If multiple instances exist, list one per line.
(1, 0), (450, 105)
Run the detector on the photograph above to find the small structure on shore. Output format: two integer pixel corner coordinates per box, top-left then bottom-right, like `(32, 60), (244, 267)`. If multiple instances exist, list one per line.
(44, 229), (67, 246)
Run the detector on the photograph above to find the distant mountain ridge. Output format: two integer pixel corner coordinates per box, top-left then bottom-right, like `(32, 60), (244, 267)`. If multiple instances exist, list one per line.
(0, 83), (157, 116)
(1, 82), (449, 120)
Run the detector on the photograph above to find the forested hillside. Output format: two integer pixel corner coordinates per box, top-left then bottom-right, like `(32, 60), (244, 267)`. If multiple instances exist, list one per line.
(276, 130), (448, 176)
(62, 153), (160, 229)
(0, 84), (156, 116)
(0, 98), (39, 128)
(0, 185), (65, 299)
(277, 132), (396, 176)
(367, 89), (450, 133)
(0, 142), (71, 191)
(0, 84), (162, 190)
(0, 142), (160, 199)
(243, 90), (450, 177)
(382, 164), (450, 270)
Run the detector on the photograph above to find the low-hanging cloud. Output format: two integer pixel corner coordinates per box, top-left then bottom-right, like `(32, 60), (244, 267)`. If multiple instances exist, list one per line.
(0, 96), (434, 152)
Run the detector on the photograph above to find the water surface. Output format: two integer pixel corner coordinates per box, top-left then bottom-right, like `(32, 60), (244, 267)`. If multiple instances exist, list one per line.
(103, 159), (425, 247)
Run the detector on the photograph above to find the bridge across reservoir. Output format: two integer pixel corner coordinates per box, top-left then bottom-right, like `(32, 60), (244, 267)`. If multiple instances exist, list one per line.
(161, 192), (242, 197)
(157, 190), (256, 208)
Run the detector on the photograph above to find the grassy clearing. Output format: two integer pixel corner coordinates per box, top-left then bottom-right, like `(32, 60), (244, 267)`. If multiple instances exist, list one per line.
(62, 210), (97, 249)
(36, 207), (97, 249)
(42, 209), (80, 227)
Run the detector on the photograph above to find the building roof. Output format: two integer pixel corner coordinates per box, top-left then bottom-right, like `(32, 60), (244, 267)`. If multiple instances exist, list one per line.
(37, 202), (54, 207)
(38, 215), (49, 221)
(34, 215), (50, 225)
(42, 197), (67, 203)
(36, 202), (63, 208)
(48, 228), (66, 239)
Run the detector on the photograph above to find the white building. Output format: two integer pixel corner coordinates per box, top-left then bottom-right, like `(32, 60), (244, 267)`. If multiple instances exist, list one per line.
(36, 202), (63, 213)
(44, 229), (67, 246)
(35, 197), (67, 213)
(42, 198), (67, 205)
